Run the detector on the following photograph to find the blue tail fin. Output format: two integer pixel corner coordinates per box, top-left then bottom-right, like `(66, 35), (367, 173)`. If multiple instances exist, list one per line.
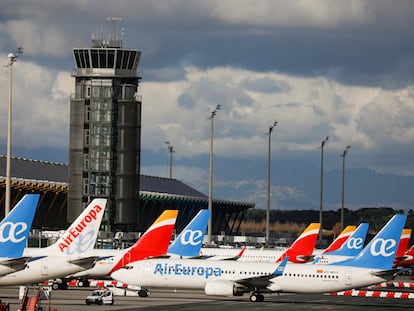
(0, 194), (39, 258)
(333, 214), (406, 270)
(326, 223), (369, 257)
(168, 209), (211, 257)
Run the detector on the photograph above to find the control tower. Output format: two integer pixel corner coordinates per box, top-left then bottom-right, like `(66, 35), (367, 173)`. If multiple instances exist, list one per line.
(68, 19), (142, 231)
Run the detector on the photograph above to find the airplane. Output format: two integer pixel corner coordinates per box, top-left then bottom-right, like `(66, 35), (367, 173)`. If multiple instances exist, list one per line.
(0, 194), (39, 275)
(69, 209), (210, 281)
(311, 223), (369, 265)
(0, 198), (107, 286)
(200, 223), (320, 263)
(111, 214), (406, 302)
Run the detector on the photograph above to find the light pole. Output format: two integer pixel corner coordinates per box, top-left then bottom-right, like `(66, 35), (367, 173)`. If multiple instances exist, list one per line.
(340, 145), (351, 232)
(5, 47), (23, 216)
(319, 136), (329, 243)
(266, 121), (278, 245)
(207, 104), (221, 245)
(165, 141), (175, 178)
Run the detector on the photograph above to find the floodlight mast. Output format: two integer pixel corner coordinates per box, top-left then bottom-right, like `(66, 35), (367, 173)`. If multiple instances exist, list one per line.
(340, 145), (351, 231)
(165, 141), (175, 178)
(207, 104), (221, 245)
(5, 47), (23, 216)
(318, 136), (329, 244)
(266, 121), (278, 245)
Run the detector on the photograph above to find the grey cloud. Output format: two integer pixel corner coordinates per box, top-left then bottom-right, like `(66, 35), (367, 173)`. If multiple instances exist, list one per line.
(240, 77), (291, 93)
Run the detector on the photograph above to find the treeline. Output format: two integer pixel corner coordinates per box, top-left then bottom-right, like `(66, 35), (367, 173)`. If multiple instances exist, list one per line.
(239, 207), (414, 235)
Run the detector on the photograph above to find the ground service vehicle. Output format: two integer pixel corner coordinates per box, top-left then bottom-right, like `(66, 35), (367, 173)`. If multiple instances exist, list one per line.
(85, 289), (114, 305)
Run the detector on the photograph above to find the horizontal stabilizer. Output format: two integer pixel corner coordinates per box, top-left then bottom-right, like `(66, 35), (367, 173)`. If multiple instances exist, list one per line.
(68, 256), (100, 269)
(370, 269), (400, 281)
(0, 257), (31, 274)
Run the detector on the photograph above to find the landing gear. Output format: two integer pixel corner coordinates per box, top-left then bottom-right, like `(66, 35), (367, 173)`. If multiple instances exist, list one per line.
(249, 292), (264, 302)
(138, 289), (150, 297)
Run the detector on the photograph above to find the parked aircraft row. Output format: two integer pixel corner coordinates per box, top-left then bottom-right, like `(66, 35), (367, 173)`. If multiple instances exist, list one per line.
(0, 194), (412, 303)
(111, 214), (408, 302)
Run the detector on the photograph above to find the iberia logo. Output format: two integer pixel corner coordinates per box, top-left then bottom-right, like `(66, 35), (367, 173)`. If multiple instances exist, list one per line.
(58, 204), (103, 252)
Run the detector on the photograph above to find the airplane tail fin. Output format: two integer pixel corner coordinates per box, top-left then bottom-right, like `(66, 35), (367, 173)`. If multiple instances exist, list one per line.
(322, 225), (356, 254)
(168, 209), (210, 257)
(395, 228), (411, 258)
(0, 194), (39, 258)
(110, 210), (178, 274)
(277, 223), (320, 263)
(45, 198), (107, 256)
(332, 214), (406, 270)
(324, 223), (369, 257)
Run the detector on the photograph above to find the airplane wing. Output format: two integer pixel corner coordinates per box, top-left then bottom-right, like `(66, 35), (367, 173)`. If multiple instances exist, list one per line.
(228, 257), (288, 290)
(222, 245), (248, 261)
(0, 257), (31, 274)
(68, 256), (100, 269)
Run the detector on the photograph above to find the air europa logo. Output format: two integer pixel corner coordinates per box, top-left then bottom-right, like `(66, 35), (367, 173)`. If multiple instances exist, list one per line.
(0, 221), (28, 243)
(58, 204), (103, 252)
(346, 237), (364, 249)
(180, 229), (203, 246)
(370, 238), (396, 257)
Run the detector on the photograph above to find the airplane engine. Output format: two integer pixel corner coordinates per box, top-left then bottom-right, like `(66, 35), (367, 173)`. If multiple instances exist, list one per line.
(204, 280), (246, 296)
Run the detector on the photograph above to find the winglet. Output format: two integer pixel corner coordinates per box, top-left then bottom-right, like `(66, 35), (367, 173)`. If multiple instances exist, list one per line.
(273, 256), (288, 277)
(45, 198), (107, 256)
(109, 210), (178, 274)
(168, 209), (210, 257)
(0, 194), (39, 258)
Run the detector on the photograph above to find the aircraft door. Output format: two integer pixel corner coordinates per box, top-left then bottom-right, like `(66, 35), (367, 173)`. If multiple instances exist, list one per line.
(40, 258), (48, 276)
(345, 271), (352, 286)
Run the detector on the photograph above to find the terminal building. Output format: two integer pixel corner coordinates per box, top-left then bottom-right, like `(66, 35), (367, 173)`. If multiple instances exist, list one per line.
(0, 157), (254, 238)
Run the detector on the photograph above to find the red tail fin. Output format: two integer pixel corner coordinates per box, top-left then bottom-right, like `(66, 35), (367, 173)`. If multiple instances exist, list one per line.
(109, 210), (178, 274)
(277, 223), (320, 263)
(396, 229), (412, 258)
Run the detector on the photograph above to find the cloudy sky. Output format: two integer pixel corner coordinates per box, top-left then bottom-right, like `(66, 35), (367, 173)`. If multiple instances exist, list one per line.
(1, 1), (414, 213)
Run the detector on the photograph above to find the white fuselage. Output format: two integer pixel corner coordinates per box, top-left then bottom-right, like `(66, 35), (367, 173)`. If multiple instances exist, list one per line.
(24, 247), (126, 279)
(0, 256), (91, 285)
(200, 247), (324, 262)
(111, 258), (386, 294)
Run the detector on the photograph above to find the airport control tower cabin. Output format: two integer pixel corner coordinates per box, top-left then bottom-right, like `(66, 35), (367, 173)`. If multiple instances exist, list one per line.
(68, 24), (142, 232)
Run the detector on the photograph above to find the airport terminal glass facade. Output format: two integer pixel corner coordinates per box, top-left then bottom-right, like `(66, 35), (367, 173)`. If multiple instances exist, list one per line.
(69, 37), (142, 232)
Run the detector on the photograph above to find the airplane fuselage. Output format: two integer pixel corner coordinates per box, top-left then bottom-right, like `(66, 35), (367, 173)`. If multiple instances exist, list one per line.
(111, 258), (387, 295)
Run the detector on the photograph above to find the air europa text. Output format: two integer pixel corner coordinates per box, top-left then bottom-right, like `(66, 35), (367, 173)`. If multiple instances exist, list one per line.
(58, 204), (103, 252)
(154, 263), (222, 279)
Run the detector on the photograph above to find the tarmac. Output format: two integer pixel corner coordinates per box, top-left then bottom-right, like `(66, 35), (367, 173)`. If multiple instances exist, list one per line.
(0, 283), (413, 311)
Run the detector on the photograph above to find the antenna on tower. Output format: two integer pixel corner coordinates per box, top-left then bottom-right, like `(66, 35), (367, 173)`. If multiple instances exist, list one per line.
(107, 15), (122, 47)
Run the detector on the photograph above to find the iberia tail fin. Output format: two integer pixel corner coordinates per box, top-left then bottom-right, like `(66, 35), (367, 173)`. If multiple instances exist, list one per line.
(110, 210), (178, 274)
(395, 228), (412, 259)
(277, 223), (320, 263)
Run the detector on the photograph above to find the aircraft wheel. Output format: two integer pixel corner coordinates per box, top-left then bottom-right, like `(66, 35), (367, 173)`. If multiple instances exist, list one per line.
(249, 292), (264, 302)
(138, 289), (149, 297)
